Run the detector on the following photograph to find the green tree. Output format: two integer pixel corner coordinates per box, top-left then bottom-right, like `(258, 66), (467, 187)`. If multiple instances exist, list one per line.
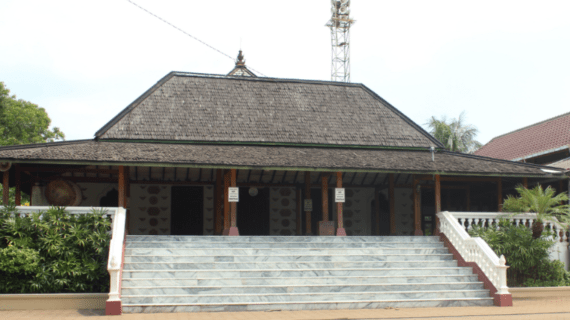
(426, 112), (482, 153)
(0, 82), (64, 146)
(503, 185), (570, 239)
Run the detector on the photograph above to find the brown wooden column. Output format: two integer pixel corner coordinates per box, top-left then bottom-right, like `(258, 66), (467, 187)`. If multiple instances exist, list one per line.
(336, 172), (346, 236)
(125, 166), (131, 234)
(228, 168), (239, 236)
(222, 170), (231, 235)
(319, 173), (333, 235)
(305, 172), (312, 235)
(118, 166), (127, 209)
(497, 178), (503, 212)
(413, 175), (423, 236)
(389, 173), (396, 235)
(523, 177), (528, 189)
(14, 164), (20, 206)
(214, 169), (223, 235)
(374, 188), (381, 235)
(434, 174), (441, 235)
(296, 189), (302, 235)
(2, 170), (9, 206)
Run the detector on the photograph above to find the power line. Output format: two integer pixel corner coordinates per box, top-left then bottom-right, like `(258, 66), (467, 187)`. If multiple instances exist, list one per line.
(125, 0), (266, 77)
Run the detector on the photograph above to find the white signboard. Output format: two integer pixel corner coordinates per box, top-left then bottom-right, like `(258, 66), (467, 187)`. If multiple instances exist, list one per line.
(304, 199), (313, 212)
(228, 187), (239, 202)
(335, 188), (345, 203)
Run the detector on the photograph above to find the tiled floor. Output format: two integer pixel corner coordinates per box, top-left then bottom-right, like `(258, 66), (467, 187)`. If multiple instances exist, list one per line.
(2, 288), (570, 320)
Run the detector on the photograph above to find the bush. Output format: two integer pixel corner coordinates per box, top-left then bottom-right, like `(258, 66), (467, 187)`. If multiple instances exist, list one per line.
(469, 219), (570, 287)
(0, 206), (111, 293)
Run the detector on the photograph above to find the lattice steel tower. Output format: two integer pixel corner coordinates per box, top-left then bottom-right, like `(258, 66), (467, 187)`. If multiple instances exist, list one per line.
(326, 0), (354, 82)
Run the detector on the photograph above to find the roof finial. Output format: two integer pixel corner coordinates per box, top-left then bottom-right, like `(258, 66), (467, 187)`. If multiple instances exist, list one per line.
(236, 50), (245, 66)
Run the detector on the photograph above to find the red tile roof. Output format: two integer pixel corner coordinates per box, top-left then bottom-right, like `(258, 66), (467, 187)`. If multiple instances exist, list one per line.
(475, 112), (570, 160)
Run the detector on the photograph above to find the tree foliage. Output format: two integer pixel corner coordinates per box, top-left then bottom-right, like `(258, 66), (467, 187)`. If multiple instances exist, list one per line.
(0, 206), (111, 293)
(426, 112), (482, 153)
(469, 219), (570, 287)
(0, 82), (64, 146)
(503, 185), (570, 238)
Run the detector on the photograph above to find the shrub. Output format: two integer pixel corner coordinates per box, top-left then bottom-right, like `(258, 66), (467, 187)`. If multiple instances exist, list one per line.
(469, 219), (570, 287)
(0, 206), (111, 293)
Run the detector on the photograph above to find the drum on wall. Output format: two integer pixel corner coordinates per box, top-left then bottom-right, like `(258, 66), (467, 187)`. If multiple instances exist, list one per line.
(45, 180), (83, 206)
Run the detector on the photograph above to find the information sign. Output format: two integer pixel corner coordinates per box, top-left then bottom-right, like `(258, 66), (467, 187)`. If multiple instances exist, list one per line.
(228, 187), (239, 202)
(335, 188), (345, 203)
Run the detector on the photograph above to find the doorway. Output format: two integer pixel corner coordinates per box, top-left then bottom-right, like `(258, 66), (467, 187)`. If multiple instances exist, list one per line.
(171, 186), (204, 235)
(237, 187), (270, 235)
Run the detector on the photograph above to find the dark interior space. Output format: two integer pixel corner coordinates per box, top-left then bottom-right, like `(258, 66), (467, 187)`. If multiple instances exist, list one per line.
(171, 186), (204, 235)
(237, 187), (270, 235)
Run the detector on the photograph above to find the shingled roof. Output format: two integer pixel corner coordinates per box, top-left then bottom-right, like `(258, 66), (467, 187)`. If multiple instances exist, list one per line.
(475, 111), (570, 161)
(0, 140), (561, 177)
(95, 72), (443, 149)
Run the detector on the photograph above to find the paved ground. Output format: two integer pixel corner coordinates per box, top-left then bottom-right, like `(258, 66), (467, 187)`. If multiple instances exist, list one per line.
(2, 288), (570, 320)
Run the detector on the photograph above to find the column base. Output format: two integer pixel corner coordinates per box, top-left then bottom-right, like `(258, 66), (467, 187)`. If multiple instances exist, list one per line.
(223, 227), (240, 236)
(414, 229), (424, 236)
(336, 228), (346, 236)
(318, 221), (335, 236)
(494, 293), (513, 307)
(105, 300), (122, 315)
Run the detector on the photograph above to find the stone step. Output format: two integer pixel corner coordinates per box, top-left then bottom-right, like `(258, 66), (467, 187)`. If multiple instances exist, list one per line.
(122, 267), (473, 279)
(124, 253), (454, 263)
(125, 241), (444, 249)
(125, 248), (450, 256)
(123, 260), (457, 270)
(126, 235), (443, 243)
(121, 282), (485, 296)
(122, 275), (481, 287)
(121, 290), (490, 304)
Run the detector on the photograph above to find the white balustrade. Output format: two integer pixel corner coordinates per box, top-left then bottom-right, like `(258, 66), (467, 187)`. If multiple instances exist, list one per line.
(5, 206), (119, 230)
(451, 212), (569, 243)
(438, 211), (510, 295)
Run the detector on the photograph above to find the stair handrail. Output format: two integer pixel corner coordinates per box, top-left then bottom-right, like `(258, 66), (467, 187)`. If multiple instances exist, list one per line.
(5, 206), (120, 229)
(438, 211), (509, 295)
(451, 212), (568, 243)
(106, 207), (127, 304)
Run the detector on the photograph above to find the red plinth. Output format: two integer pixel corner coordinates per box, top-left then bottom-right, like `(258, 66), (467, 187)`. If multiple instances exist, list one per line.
(319, 221), (335, 236)
(336, 228), (346, 236)
(494, 294), (513, 307)
(223, 227), (239, 236)
(105, 301), (122, 315)
(414, 229), (424, 236)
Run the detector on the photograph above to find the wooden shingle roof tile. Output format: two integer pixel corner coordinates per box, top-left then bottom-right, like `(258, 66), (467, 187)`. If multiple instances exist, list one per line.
(95, 72), (442, 149)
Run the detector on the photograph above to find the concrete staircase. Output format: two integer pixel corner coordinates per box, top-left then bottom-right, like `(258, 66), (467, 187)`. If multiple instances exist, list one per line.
(121, 236), (493, 313)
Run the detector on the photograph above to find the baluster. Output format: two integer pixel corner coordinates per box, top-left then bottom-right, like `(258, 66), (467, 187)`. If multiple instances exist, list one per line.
(495, 219), (500, 230)
(515, 218), (520, 227)
(468, 218), (474, 230)
(529, 219), (534, 229)
(459, 218), (465, 230)
(474, 218), (480, 227)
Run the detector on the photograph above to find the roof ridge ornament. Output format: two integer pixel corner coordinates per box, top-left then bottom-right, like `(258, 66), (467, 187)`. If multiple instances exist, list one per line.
(236, 50), (245, 66)
(227, 50), (257, 77)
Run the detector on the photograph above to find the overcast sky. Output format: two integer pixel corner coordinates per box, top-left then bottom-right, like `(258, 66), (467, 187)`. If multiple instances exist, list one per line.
(1, 0), (569, 145)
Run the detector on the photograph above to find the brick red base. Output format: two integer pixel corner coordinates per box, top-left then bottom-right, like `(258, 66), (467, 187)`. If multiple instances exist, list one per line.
(223, 227), (240, 236)
(105, 300), (122, 315)
(414, 229), (424, 236)
(319, 221), (335, 236)
(336, 228), (346, 236)
(439, 233), (512, 307)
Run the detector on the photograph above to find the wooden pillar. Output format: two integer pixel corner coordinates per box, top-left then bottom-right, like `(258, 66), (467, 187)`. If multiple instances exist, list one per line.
(523, 177), (528, 189)
(434, 174), (441, 236)
(118, 166), (126, 209)
(305, 172), (312, 235)
(228, 168), (239, 236)
(322, 174), (329, 222)
(2, 170), (9, 206)
(296, 189), (302, 235)
(222, 170), (231, 235)
(336, 172), (346, 236)
(214, 169), (223, 235)
(14, 165), (20, 206)
(124, 166), (130, 234)
(319, 173), (333, 235)
(413, 176), (423, 236)
(389, 173), (396, 235)
(497, 178), (503, 212)
(374, 188), (381, 235)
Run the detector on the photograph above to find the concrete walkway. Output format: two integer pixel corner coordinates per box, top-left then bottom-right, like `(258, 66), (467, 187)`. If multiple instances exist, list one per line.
(2, 288), (569, 320)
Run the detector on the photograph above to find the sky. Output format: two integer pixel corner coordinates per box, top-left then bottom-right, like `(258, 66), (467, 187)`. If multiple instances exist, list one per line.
(1, 0), (569, 145)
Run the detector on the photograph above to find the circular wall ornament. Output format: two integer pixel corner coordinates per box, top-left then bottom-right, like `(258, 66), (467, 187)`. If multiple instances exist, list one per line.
(249, 187), (258, 197)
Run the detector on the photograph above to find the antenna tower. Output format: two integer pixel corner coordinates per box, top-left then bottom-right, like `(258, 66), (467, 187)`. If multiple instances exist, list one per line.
(326, 0), (353, 82)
